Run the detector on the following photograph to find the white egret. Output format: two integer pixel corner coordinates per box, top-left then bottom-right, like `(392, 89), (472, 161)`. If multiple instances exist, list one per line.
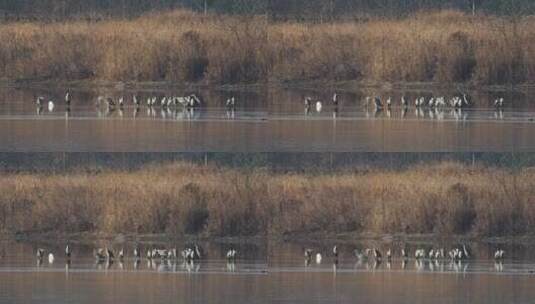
(316, 253), (322, 264)
(316, 101), (322, 113)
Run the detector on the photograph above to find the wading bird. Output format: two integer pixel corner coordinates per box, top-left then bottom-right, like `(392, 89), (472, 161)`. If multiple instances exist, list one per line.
(226, 248), (237, 261)
(401, 96), (407, 107)
(65, 244), (71, 259)
(415, 249), (425, 259)
(146, 97), (157, 107)
(374, 97), (383, 110)
(194, 245), (202, 260)
(188, 94), (201, 108)
(226, 97), (236, 108)
(494, 98), (504, 108)
(182, 248), (194, 261)
(373, 248), (382, 261)
(304, 97), (312, 108)
(494, 249), (505, 260)
(305, 249), (313, 260)
(146, 248), (154, 260)
(36, 248), (45, 259)
(438, 248), (445, 259)
(448, 249), (457, 260)
(435, 97), (446, 107)
(462, 94), (471, 107)
(418, 97), (425, 107)
(133, 245), (141, 259)
(94, 248), (106, 261)
(316, 253), (322, 264)
(462, 245), (471, 259)
(452, 97), (462, 108)
(106, 248), (114, 261)
(152, 249), (167, 259)
(332, 93), (339, 106)
(118, 248), (124, 260)
(316, 101), (322, 113)
(65, 91), (71, 106)
(133, 95), (140, 106)
(106, 97), (115, 108)
(36, 96), (44, 107)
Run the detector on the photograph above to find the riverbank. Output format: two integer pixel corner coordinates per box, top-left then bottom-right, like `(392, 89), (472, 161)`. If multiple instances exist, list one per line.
(1, 10), (534, 85)
(0, 161), (533, 237)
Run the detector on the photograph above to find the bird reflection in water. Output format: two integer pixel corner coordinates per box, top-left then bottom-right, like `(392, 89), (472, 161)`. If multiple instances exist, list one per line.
(226, 261), (236, 273)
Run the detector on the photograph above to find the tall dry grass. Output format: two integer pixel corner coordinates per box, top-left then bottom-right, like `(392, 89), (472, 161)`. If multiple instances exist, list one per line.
(0, 10), (534, 84)
(0, 161), (534, 237)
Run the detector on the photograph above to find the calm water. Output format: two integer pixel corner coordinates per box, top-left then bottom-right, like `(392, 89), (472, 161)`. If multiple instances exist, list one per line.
(2, 240), (535, 303)
(1, 85), (535, 303)
(0, 86), (534, 152)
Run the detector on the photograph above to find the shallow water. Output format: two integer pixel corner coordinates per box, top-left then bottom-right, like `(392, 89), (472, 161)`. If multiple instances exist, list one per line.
(1, 84), (535, 302)
(2, 240), (535, 303)
(0, 86), (534, 152)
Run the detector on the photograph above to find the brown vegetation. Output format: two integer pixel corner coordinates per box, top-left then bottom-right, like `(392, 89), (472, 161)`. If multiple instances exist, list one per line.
(0, 161), (534, 237)
(0, 10), (534, 84)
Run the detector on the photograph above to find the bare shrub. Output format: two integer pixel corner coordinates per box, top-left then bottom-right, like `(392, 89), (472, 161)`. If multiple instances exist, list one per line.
(0, 162), (533, 237)
(0, 10), (533, 84)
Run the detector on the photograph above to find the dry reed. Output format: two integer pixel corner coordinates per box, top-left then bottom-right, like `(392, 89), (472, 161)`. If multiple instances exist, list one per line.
(0, 161), (533, 237)
(0, 10), (534, 84)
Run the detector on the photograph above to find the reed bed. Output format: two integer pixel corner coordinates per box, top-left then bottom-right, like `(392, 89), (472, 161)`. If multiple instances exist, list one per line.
(0, 10), (534, 84)
(0, 162), (533, 237)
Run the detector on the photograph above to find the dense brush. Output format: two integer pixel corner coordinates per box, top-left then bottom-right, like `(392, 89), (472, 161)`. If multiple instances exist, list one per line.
(0, 10), (533, 84)
(0, 161), (533, 237)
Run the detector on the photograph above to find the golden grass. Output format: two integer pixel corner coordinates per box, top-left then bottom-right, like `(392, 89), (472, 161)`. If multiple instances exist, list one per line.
(0, 10), (534, 84)
(0, 161), (533, 237)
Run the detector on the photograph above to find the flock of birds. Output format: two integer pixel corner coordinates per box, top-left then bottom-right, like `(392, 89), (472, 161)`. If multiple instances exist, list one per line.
(35, 90), (508, 113)
(34, 243), (507, 267)
(29, 89), (525, 123)
(305, 93), (506, 113)
(36, 244), (505, 264)
(35, 91), (239, 112)
(1, 243), (508, 274)
(30, 90), (525, 122)
(34, 91), (243, 120)
(303, 244), (506, 266)
(301, 93), (515, 121)
(35, 244), (238, 265)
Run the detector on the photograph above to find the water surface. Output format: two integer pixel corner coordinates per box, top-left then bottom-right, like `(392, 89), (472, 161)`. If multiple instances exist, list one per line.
(1, 240), (535, 303)
(0, 86), (534, 152)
